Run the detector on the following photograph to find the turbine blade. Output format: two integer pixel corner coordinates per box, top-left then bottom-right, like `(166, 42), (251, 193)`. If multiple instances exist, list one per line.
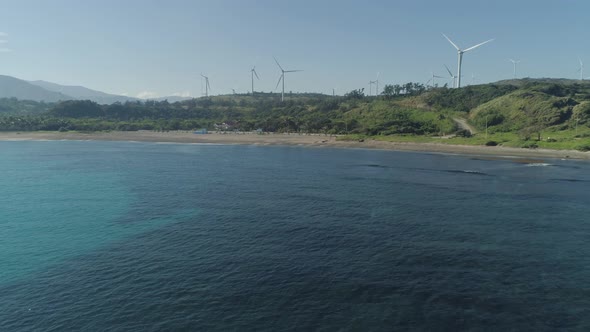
(284, 70), (303, 73)
(463, 39), (494, 52)
(442, 33), (460, 50)
(444, 64), (453, 77)
(273, 57), (284, 71)
(275, 74), (283, 90)
(254, 70), (260, 80)
(426, 78), (433, 85)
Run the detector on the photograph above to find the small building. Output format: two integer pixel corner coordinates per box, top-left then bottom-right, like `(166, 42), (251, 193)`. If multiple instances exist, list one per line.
(193, 128), (208, 134)
(256, 128), (264, 135)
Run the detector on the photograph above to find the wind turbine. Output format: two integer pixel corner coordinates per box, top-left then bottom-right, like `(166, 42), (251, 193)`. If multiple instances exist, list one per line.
(444, 64), (458, 88)
(368, 80), (375, 96)
(443, 34), (494, 88)
(374, 72), (380, 95)
(274, 57), (302, 102)
(201, 74), (210, 97)
(368, 73), (380, 96)
(251, 66), (260, 94)
(509, 59), (520, 78)
(578, 58), (584, 81)
(427, 72), (445, 87)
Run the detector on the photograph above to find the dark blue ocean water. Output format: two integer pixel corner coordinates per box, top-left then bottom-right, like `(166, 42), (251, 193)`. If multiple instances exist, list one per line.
(1, 141), (590, 331)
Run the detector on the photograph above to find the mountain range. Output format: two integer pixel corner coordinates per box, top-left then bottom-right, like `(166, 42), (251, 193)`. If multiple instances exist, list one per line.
(0, 75), (193, 104)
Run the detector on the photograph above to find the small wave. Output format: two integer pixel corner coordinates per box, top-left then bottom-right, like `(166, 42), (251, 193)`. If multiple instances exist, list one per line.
(525, 163), (552, 167)
(444, 170), (491, 176)
(550, 178), (590, 183)
(360, 164), (391, 169)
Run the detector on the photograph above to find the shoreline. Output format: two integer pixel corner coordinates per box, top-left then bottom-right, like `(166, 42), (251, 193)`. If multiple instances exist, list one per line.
(1, 131), (588, 160)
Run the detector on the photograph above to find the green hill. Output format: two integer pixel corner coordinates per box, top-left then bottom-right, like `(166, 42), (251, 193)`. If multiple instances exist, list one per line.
(1, 79), (590, 151)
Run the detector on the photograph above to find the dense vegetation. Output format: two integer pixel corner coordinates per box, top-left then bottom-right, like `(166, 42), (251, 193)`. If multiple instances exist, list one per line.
(0, 88), (456, 135)
(0, 98), (53, 115)
(2, 79), (590, 150)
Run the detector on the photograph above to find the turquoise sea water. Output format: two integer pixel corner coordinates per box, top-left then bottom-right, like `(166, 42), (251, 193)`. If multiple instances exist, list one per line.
(1, 141), (589, 331)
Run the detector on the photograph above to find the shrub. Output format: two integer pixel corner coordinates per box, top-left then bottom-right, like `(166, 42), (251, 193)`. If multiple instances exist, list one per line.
(521, 142), (538, 149)
(455, 129), (472, 137)
(485, 141), (498, 146)
(575, 144), (590, 152)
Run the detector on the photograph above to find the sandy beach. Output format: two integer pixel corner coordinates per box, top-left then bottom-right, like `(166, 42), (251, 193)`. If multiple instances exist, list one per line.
(1, 131), (588, 160)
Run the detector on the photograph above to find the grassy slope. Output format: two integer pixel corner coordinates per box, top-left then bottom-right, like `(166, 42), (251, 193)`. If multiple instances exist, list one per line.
(341, 80), (590, 151)
(4, 79), (590, 151)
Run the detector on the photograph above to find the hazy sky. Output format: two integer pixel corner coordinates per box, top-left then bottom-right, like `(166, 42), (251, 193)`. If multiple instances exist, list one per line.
(0, 0), (588, 97)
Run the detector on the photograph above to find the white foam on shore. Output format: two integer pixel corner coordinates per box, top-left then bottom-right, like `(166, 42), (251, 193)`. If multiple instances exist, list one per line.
(525, 163), (552, 167)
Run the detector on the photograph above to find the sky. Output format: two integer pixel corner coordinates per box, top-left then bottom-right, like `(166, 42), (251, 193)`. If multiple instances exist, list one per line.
(0, 0), (588, 98)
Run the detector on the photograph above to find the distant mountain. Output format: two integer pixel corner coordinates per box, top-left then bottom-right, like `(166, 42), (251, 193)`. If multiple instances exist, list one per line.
(29, 80), (137, 104)
(0, 75), (72, 102)
(0, 75), (193, 104)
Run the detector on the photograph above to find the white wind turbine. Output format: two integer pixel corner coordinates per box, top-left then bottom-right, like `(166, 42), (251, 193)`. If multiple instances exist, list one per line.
(375, 72), (380, 95)
(427, 72), (445, 87)
(443, 34), (494, 88)
(251, 66), (260, 94)
(578, 58), (584, 81)
(201, 74), (211, 97)
(509, 59), (520, 78)
(444, 64), (458, 88)
(368, 73), (380, 96)
(274, 57), (303, 102)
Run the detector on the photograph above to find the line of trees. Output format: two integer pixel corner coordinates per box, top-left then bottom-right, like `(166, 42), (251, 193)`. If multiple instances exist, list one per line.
(0, 84), (455, 136)
(382, 83), (427, 98)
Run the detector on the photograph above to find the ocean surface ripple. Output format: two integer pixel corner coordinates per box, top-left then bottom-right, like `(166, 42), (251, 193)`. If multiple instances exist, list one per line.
(1, 141), (590, 331)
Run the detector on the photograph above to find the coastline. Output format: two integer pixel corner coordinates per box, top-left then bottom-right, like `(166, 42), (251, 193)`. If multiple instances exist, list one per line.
(1, 131), (588, 160)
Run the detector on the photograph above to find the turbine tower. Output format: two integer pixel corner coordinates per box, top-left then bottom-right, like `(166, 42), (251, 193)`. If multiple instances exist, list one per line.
(509, 59), (520, 78)
(427, 72), (445, 87)
(201, 74), (210, 97)
(274, 57), (302, 102)
(368, 80), (375, 96)
(375, 72), (380, 96)
(444, 64), (458, 88)
(443, 34), (494, 88)
(368, 73), (380, 96)
(251, 66), (260, 94)
(578, 58), (584, 81)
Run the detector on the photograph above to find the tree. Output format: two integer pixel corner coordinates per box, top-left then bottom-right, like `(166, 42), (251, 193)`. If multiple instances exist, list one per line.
(382, 85), (395, 99)
(344, 88), (365, 99)
(49, 100), (104, 118)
